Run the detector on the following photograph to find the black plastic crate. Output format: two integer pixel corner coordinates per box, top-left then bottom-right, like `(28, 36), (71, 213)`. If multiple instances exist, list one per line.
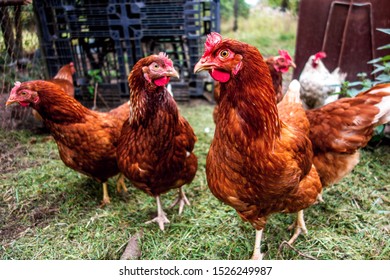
(33, 0), (220, 105)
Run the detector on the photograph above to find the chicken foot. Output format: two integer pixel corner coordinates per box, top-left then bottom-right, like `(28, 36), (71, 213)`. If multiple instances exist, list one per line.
(287, 210), (308, 245)
(251, 229), (264, 260)
(169, 187), (190, 215)
(145, 195), (170, 231)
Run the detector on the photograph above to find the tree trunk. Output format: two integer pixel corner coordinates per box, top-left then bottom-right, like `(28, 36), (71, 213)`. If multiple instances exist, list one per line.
(0, 7), (16, 61)
(233, 0), (238, 31)
(14, 5), (23, 60)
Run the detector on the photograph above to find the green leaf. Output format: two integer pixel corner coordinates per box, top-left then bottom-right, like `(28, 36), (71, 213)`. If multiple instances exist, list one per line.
(371, 64), (386, 75)
(368, 57), (383, 64)
(95, 76), (103, 83)
(368, 55), (390, 64)
(347, 88), (363, 97)
(356, 72), (368, 79)
(375, 73), (390, 82)
(376, 28), (390, 35)
(377, 44), (390, 50)
(381, 55), (390, 62)
(88, 69), (101, 77)
(347, 81), (363, 87)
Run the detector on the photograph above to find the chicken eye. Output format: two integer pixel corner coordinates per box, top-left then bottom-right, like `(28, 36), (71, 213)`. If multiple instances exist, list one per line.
(153, 63), (160, 69)
(219, 50), (229, 58)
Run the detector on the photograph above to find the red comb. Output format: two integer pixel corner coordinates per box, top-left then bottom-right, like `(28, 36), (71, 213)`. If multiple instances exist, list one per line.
(203, 32), (222, 58)
(158, 52), (173, 67)
(10, 81), (22, 96)
(69, 62), (76, 74)
(278, 50), (292, 61)
(314, 51), (326, 60)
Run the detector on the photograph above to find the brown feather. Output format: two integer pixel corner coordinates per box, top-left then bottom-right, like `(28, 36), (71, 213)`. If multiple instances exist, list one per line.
(305, 83), (390, 186)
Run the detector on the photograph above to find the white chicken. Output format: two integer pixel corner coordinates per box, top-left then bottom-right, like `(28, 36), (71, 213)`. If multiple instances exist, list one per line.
(299, 51), (346, 108)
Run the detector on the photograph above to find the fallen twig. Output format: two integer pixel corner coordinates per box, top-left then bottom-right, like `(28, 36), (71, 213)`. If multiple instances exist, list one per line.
(277, 240), (317, 260)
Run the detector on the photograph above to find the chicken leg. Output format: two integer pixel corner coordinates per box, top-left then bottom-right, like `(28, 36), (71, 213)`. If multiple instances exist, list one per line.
(116, 173), (128, 194)
(251, 229), (264, 260)
(169, 187), (190, 215)
(145, 195), (170, 231)
(100, 182), (111, 207)
(287, 210), (308, 245)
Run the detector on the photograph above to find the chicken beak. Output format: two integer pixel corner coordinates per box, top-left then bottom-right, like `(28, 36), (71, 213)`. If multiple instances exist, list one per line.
(166, 67), (180, 79)
(5, 98), (17, 106)
(194, 59), (215, 74)
(290, 61), (297, 68)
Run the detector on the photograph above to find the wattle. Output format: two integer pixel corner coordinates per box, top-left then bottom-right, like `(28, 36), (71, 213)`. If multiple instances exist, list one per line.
(276, 66), (289, 73)
(154, 76), (170, 86)
(210, 69), (230, 83)
(19, 101), (30, 107)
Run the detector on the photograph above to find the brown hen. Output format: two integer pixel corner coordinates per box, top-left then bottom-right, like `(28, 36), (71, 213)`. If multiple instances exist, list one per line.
(266, 52), (390, 188)
(305, 84), (390, 187)
(117, 53), (198, 231)
(6, 80), (129, 206)
(265, 49), (296, 103)
(194, 33), (322, 259)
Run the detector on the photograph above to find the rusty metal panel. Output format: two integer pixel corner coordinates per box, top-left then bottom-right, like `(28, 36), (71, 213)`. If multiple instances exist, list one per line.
(293, 0), (390, 81)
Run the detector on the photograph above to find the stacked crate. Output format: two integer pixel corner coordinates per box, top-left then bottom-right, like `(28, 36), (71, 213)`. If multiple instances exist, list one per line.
(33, 0), (220, 105)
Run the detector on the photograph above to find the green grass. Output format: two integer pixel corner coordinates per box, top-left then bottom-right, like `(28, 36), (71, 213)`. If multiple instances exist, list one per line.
(1, 103), (389, 260)
(222, 8), (297, 57)
(1, 5), (389, 261)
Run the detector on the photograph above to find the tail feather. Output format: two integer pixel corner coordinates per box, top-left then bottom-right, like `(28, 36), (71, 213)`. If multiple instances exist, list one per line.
(278, 80), (310, 134)
(331, 67), (347, 82)
(375, 94), (390, 125)
(307, 83), (390, 154)
(358, 83), (390, 126)
(281, 79), (301, 104)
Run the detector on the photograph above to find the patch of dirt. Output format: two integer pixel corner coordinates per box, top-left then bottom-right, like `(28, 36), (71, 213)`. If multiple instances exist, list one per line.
(0, 143), (30, 174)
(0, 133), (53, 175)
(0, 190), (65, 247)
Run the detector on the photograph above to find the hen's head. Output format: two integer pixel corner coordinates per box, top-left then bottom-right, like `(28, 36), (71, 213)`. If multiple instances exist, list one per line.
(69, 62), (76, 75)
(273, 50), (296, 73)
(311, 51), (326, 68)
(194, 32), (246, 83)
(131, 52), (179, 88)
(6, 81), (40, 107)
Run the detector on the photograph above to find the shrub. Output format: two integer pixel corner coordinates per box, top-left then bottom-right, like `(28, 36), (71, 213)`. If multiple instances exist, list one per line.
(342, 28), (390, 97)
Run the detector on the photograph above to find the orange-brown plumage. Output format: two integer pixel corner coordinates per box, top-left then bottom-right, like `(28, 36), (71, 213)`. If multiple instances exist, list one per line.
(305, 83), (390, 186)
(195, 33), (322, 259)
(6, 80), (130, 206)
(263, 52), (390, 188)
(32, 62), (77, 122)
(212, 50), (295, 122)
(116, 53), (197, 230)
(50, 62), (76, 97)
